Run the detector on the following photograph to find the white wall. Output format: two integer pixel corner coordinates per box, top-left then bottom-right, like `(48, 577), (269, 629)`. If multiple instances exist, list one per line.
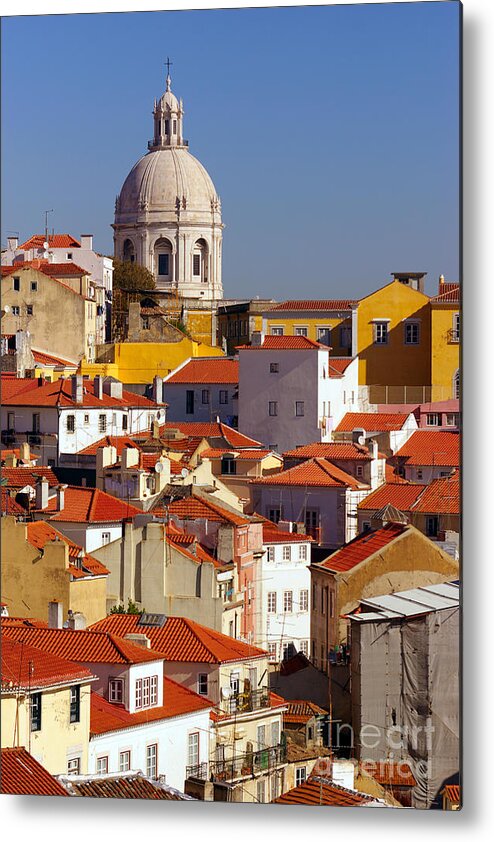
(48, 521), (123, 553)
(164, 382), (237, 425)
(258, 540), (311, 658)
(251, 485), (351, 549)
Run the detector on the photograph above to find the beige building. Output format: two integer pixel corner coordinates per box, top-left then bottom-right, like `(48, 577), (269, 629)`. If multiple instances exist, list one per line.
(1, 635), (94, 776)
(1, 263), (97, 364)
(1, 517), (109, 626)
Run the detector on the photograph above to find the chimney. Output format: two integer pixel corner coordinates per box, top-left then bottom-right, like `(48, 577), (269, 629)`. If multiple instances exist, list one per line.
(19, 441), (31, 463)
(71, 374), (84, 404)
(124, 633), (151, 649)
(368, 438), (378, 461)
(93, 374), (103, 400)
(56, 484), (67, 511)
(48, 601), (63, 629)
(96, 445), (117, 489)
(35, 476), (49, 510)
(103, 378), (123, 399)
(80, 234), (93, 251)
(7, 236), (18, 251)
(152, 375), (164, 405)
(121, 446), (140, 470)
(439, 273), (445, 285)
(66, 610), (87, 630)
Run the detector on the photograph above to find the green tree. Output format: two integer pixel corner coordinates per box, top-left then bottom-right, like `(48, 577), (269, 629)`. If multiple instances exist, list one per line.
(109, 598), (144, 615)
(113, 259), (156, 291)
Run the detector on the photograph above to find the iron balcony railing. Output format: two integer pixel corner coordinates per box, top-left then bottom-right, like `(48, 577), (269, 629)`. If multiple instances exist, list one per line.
(185, 762), (208, 780)
(226, 687), (270, 715)
(209, 744), (286, 782)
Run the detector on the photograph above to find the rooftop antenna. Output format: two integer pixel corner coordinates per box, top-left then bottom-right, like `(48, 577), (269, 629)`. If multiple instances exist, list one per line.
(44, 209), (53, 246)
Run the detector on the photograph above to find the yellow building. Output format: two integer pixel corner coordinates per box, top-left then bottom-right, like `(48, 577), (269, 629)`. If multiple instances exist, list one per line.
(1, 635), (94, 776)
(1, 518), (109, 626)
(355, 280), (432, 403)
(263, 299), (355, 356)
(81, 336), (224, 385)
(430, 283), (460, 401)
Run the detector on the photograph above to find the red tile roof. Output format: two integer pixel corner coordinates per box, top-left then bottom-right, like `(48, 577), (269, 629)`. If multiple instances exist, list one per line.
(263, 522), (314, 544)
(1, 637), (93, 691)
(284, 700), (327, 724)
(274, 777), (374, 806)
(32, 349), (77, 367)
(1, 487), (30, 515)
(26, 521), (110, 578)
(1, 625), (166, 665)
(409, 471), (460, 514)
(77, 435), (143, 457)
(1, 378), (157, 408)
(385, 463), (410, 483)
(430, 285), (460, 303)
(357, 483), (426, 512)
(200, 447), (276, 460)
(42, 486), (142, 523)
(89, 614), (267, 664)
(1, 466), (59, 489)
(90, 677), (212, 735)
(393, 430), (460, 467)
(270, 300), (357, 311)
(166, 358), (238, 384)
(1, 748), (69, 797)
(442, 784), (461, 804)
(237, 335), (328, 350)
(317, 523), (408, 573)
(166, 493), (253, 527)
(1, 447), (37, 463)
(19, 234), (81, 250)
(327, 358), (353, 374)
(156, 420), (261, 449)
(251, 457), (367, 489)
(335, 412), (412, 432)
(366, 761), (417, 788)
(283, 442), (372, 461)
(0, 375), (42, 401)
(59, 772), (192, 800)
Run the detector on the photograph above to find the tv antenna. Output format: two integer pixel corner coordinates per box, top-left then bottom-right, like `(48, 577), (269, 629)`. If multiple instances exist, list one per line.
(44, 209), (53, 245)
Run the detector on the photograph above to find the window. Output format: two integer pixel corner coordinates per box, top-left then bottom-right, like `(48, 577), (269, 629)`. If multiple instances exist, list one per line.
(83, 413), (89, 425)
(267, 592), (277, 613)
(300, 589), (309, 612)
(13, 276), (20, 291)
(32, 413), (40, 433)
(268, 401), (278, 416)
(446, 413), (458, 426)
(7, 412), (15, 432)
(201, 389), (210, 404)
(109, 678), (123, 703)
(119, 751), (131, 772)
(362, 521), (371, 532)
(271, 720), (280, 747)
(122, 414), (128, 431)
(271, 326), (284, 336)
(452, 313), (460, 342)
(257, 724), (266, 749)
(283, 591), (293, 613)
(268, 642), (277, 661)
(96, 756), (108, 774)
(26, 305), (33, 316)
(141, 316), (150, 330)
(230, 672), (240, 694)
(31, 281), (38, 292)
(98, 414), (107, 433)
(295, 326), (308, 337)
(67, 252), (73, 260)
(193, 254), (201, 276)
(198, 674), (208, 695)
(158, 254), (169, 276)
(426, 516), (439, 538)
(269, 508), (281, 523)
(136, 676), (158, 709)
(299, 545), (307, 561)
(221, 456), (236, 475)
(269, 362), (279, 373)
(31, 693), (42, 731)
(70, 686), (80, 723)
(219, 389), (228, 404)
(102, 532), (111, 545)
(186, 390), (194, 415)
(340, 325), (352, 348)
(257, 780), (266, 803)
(67, 757), (80, 775)
(146, 744), (158, 779)
(283, 641), (294, 661)
(267, 546), (275, 562)
(404, 321), (420, 344)
(300, 640), (309, 657)
(454, 370), (460, 400)
(295, 401), (305, 417)
(11, 306), (20, 316)
(66, 414), (75, 433)
(416, 468), (423, 480)
(282, 545), (291, 561)
(317, 327), (331, 346)
(426, 413), (440, 426)
(296, 767), (307, 787)
(374, 322), (388, 344)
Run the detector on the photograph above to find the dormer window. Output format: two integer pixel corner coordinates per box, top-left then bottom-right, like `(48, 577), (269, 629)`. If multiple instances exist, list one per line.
(136, 675), (158, 709)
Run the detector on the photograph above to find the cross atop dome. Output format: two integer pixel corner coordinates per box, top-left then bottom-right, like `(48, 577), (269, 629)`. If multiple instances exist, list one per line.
(164, 56), (173, 91)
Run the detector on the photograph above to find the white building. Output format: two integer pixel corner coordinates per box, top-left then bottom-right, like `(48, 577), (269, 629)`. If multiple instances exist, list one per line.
(333, 411), (418, 456)
(3, 233), (113, 343)
(258, 521), (312, 664)
(238, 335), (359, 454)
(163, 357), (238, 426)
(113, 70), (223, 301)
(1, 374), (165, 467)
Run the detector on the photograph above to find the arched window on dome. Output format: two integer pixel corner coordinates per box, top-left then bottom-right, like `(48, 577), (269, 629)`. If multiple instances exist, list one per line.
(192, 239), (209, 284)
(154, 238), (174, 284)
(123, 239), (135, 263)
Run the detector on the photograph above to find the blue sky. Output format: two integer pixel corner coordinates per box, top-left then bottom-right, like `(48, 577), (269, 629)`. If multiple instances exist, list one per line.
(1, 2), (460, 299)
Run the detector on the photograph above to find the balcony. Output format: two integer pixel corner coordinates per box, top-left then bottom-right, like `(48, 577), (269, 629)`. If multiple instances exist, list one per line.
(226, 687), (270, 715)
(209, 744), (286, 783)
(186, 762), (208, 780)
(447, 329), (460, 344)
(305, 525), (322, 543)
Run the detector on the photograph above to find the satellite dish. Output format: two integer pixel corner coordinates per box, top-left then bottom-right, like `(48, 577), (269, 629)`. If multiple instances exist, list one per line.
(43, 241), (49, 250)
(155, 461), (164, 474)
(3, 305), (10, 314)
(358, 435), (366, 445)
(221, 686), (232, 700)
(181, 468), (189, 478)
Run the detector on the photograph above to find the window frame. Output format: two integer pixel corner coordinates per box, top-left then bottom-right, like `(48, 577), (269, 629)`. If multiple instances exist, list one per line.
(198, 674), (208, 695)
(146, 743), (158, 779)
(300, 589), (309, 612)
(219, 389), (229, 404)
(295, 401), (305, 417)
(268, 401), (278, 417)
(283, 590), (293, 613)
(294, 326), (308, 337)
(96, 756), (109, 775)
(267, 591), (277, 613)
(296, 766), (307, 787)
(404, 320), (420, 345)
(373, 321), (389, 345)
(67, 757), (81, 775)
(271, 326), (284, 336)
(98, 414), (107, 433)
(109, 678), (124, 704)
(269, 362), (279, 373)
(201, 389), (210, 405)
(66, 414), (75, 434)
(188, 732), (200, 768)
(119, 750), (131, 772)
(282, 545), (291, 561)
(30, 692), (42, 732)
(70, 685), (81, 723)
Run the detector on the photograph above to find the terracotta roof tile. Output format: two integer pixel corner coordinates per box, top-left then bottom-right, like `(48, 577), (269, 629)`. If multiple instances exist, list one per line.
(335, 412), (413, 433)
(327, 358), (353, 374)
(1, 625), (165, 665)
(167, 494), (252, 526)
(430, 285), (460, 303)
(89, 614), (267, 664)
(357, 483), (426, 512)
(159, 420), (261, 448)
(410, 471), (460, 514)
(0, 375), (43, 401)
(263, 523), (314, 544)
(90, 677), (212, 736)
(270, 300), (357, 311)
(274, 777), (374, 806)
(237, 335), (328, 350)
(77, 436), (142, 457)
(284, 699), (328, 724)
(393, 430), (460, 467)
(166, 358), (238, 384)
(1, 748), (69, 797)
(283, 442), (372, 461)
(317, 523), (408, 573)
(26, 521), (110, 577)
(251, 457), (368, 489)
(32, 349), (77, 367)
(442, 784), (461, 804)
(44, 486), (142, 523)
(201, 448), (275, 459)
(1, 637), (93, 690)
(368, 761), (417, 788)
(59, 772), (193, 800)
(1, 487), (29, 515)
(2, 378), (157, 409)
(19, 234), (81, 249)
(1, 466), (59, 489)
